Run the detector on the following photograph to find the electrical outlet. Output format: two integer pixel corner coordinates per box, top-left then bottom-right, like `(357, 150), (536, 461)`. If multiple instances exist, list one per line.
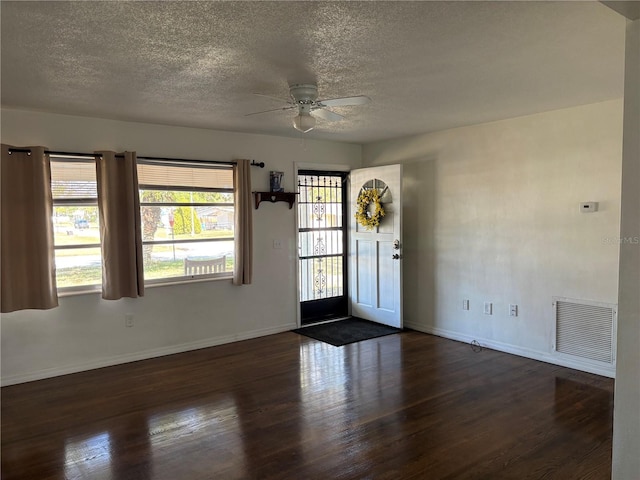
(462, 299), (470, 310)
(509, 304), (518, 317)
(483, 302), (492, 315)
(125, 313), (134, 328)
(273, 239), (282, 249)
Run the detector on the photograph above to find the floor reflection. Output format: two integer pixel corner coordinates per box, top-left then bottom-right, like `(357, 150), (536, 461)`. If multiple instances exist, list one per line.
(147, 397), (247, 480)
(61, 396), (248, 479)
(300, 340), (348, 398)
(64, 431), (112, 480)
(298, 335), (406, 477)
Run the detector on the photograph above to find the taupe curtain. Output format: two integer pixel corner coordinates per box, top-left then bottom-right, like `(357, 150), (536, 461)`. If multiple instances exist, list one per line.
(233, 159), (253, 285)
(1, 145), (58, 312)
(96, 151), (144, 299)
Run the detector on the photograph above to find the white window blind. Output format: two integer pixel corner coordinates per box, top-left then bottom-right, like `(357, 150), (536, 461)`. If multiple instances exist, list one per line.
(50, 160), (97, 199)
(137, 163), (233, 190)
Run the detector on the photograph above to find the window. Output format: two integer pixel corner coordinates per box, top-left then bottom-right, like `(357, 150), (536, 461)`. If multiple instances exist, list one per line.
(51, 156), (102, 290)
(137, 160), (235, 283)
(50, 155), (235, 291)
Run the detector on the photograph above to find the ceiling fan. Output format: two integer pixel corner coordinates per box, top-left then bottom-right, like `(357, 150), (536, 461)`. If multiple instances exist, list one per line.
(246, 84), (371, 133)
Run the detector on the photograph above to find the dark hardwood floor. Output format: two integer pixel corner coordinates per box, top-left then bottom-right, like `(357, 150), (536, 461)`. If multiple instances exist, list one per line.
(1, 331), (614, 479)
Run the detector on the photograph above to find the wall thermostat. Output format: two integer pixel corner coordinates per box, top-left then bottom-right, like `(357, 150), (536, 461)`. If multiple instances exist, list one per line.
(580, 202), (599, 213)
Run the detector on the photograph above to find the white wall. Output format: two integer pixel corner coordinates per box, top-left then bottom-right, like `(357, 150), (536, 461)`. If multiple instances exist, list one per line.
(612, 17), (640, 480)
(0, 109), (362, 385)
(362, 100), (623, 376)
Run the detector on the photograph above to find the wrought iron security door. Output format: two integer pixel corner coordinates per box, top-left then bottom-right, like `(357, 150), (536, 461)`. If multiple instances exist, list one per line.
(298, 171), (348, 324)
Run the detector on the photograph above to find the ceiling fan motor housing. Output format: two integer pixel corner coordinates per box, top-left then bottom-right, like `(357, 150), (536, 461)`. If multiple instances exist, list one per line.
(289, 84), (318, 105)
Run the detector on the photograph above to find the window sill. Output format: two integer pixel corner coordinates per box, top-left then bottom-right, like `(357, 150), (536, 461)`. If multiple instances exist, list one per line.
(145, 274), (233, 289)
(58, 285), (102, 297)
(57, 275), (233, 297)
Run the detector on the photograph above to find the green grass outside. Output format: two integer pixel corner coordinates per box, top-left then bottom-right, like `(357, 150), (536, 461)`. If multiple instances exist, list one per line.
(55, 228), (232, 244)
(57, 266), (103, 288)
(57, 258), (235, 288)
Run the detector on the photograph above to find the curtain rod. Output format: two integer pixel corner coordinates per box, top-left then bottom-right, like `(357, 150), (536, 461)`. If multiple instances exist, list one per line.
(8, 148), (100, 158)
(5, 148), (265, 168)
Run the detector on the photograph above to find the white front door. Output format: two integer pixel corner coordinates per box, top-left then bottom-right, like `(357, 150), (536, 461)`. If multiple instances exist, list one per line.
(349, 164), (402, 328)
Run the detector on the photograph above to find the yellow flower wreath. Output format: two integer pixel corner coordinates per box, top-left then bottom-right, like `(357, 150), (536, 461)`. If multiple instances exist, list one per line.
(355, 189), (385, 230)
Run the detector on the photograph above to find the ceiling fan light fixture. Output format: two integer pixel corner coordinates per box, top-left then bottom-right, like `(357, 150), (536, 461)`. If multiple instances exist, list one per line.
(247, 82), (369, 133)
(293, 113), (316, 133)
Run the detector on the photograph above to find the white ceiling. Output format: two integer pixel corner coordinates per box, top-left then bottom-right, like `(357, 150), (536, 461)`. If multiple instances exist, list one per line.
(0, 1), (626, 144)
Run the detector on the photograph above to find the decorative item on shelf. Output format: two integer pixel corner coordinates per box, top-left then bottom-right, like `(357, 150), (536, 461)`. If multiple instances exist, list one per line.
(270, 171), (284, 192)
(355, 188), (385, 230)
(254, 191), (298, 209)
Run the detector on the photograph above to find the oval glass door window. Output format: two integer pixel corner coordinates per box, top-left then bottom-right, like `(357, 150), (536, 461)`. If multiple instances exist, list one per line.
(360, 178), (392, 203)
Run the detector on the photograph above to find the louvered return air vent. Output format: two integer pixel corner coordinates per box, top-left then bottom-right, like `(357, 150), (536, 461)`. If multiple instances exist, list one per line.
(553, 297), (616, 364)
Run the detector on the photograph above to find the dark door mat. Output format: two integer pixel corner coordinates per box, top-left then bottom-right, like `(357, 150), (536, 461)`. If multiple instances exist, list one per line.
(292, 317), (402, 346)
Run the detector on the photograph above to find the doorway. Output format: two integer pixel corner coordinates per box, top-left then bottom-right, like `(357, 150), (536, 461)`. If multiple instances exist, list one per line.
(297, 171), (348, 325)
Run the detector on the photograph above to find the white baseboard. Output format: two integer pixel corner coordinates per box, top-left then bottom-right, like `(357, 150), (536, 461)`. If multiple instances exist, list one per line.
(1, 322), (297, 386)
(4, 321), (614, 386)
(405, 321), (616, 378)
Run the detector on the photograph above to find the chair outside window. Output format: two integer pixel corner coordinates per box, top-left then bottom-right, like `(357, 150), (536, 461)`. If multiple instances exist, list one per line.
(184, 256), (226, 276)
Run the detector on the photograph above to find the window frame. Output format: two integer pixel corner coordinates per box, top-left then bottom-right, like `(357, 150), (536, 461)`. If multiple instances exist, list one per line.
(50, 155), (102, 294)
(137, 159), (236, 285)
(50, 155), (238, 294)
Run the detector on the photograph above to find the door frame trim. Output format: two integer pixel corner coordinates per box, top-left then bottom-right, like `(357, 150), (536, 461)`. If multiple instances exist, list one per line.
(294, 162), (352, 328)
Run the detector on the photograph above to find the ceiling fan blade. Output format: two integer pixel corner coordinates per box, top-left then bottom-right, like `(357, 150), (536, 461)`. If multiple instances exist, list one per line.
(252, 93), (292, 104)
(317, 95), (371, 107)
(311, 108), (345, 122)
(245, 105), (296, 117)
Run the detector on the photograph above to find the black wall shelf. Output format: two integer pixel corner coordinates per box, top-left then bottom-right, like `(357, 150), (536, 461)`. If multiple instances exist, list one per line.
(253, 191), (297, 209)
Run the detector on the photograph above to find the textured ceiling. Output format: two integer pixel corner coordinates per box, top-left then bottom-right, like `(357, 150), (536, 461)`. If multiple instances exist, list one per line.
(0, 1), (626, 144)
